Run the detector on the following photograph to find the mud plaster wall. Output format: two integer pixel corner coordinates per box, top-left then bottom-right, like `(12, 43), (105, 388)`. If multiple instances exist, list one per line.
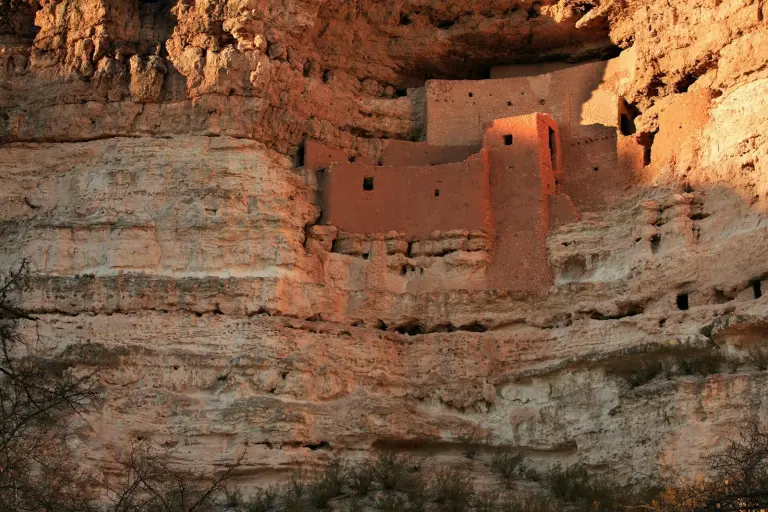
(426, 52), (642, 212)
(485, 114), (560, 293)
(321, 155), (492, 238)
(305, 139), (376, 171)
(381, 140), (479, 167)
(653, 89), (714, 171)
(321, 113), (563, 292)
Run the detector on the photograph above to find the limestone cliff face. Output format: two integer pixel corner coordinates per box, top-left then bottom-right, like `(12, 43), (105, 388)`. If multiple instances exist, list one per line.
(1, 0), (767, 489)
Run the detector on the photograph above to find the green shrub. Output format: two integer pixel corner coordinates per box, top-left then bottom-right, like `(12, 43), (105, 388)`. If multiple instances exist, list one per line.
(372, 451), (420, 492)
(345, 496), (365, 512)
(403, 471), (429, 512)
(625, 359), (664, 388)
(348, 459), (376, 495)
(430, 468), (474, 511)
(472, 490), (500, 512)
(282, 469), (310, 512)
(224, 487), (244, 507)
(490, 450), (526, 488)
(677, 350), (725, 376)
(307, 456), (347, 509)
(245, 487), (279, 512)
(547, 464), (616, 511)
(374, 492), (408, 511)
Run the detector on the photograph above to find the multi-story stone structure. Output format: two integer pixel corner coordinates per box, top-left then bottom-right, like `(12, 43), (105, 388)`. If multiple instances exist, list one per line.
(305, 55), (646, 293)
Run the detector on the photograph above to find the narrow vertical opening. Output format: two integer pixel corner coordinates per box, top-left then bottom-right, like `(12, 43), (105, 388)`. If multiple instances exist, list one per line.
(620, 114), (633, 135)
(434, 189), (440, 197)
(650, 235), (661, 254)
(363, 177), (374, 191)
(638, 131), (656, 167)
(618, 97), (638, 136)
(752, 280), (763, 299)
(676, 293), (689, 311)
(295, 142), (305, 168)
(548, 127), (557, 170)
(503, 134), (513, 146)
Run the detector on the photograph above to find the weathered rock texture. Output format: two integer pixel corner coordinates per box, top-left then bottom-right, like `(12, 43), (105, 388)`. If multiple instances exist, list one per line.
(1, 0), (768, 491)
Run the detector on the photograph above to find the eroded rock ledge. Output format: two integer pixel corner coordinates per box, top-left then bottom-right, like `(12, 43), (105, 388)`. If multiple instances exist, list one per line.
(0, 0), (767, 491)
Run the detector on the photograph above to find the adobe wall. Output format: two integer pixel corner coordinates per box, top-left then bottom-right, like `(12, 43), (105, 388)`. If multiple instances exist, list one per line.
(304, 139), (376, 171)
(548, 193), (581, 231)
(426, 60), (614, 147)
(560, 133), (625, 210)
(381, 140), (479, 167)
(483, 113), (559, 293)
(426, 50), (642, 212)
(320, 113), (566, 293)
(320, 154), (492, 238)
(652, 89), (713, 171)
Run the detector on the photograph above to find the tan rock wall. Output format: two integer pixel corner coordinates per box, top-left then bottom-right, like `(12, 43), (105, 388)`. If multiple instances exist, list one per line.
(1, 0), (768, 492)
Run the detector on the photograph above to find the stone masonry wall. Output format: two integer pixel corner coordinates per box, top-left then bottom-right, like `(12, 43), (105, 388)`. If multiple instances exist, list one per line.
(320, 154), (492, 238)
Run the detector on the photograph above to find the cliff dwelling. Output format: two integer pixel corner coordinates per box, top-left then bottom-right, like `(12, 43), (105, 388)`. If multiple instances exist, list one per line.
(1, 0), (768, 509)
(305, 55), (644, 293)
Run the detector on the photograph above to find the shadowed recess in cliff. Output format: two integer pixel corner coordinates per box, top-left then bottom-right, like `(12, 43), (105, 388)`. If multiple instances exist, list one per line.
(304, 0), (618, 87)
(0, 0), (40, 40)
(135, 0), (179, 56)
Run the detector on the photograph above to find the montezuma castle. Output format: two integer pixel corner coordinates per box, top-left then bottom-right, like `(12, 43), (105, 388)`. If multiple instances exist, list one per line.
(305, 54), (643, 293)
(2, 0), (768, 501)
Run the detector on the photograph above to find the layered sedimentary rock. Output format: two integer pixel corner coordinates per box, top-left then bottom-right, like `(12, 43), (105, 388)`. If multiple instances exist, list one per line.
(1, 0), (767, 490)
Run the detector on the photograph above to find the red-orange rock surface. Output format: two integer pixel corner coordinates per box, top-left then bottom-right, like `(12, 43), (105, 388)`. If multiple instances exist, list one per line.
(1, 0), (767, 491)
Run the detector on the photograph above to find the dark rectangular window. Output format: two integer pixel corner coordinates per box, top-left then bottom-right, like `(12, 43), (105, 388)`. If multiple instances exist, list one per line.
(548, 127), (557, 170)
(676, 293), (689, 311)
(295, 142), (305, 168)
(434, 189), (440, 197)
(503, 134), (513, 146)
(620, 113), (635, 135)
(643, 146), (652, 166)
(363, 176), (374, 191)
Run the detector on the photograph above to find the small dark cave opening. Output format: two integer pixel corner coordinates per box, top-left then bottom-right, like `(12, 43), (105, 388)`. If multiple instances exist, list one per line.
(394, 321), (426, 336)
(618, 98), (640, 136)
(0, 0), (41, 41)
(136, 0), (180, 56)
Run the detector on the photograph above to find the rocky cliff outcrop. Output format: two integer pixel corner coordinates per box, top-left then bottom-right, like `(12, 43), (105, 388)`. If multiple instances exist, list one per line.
(1, 0), (767, 493)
